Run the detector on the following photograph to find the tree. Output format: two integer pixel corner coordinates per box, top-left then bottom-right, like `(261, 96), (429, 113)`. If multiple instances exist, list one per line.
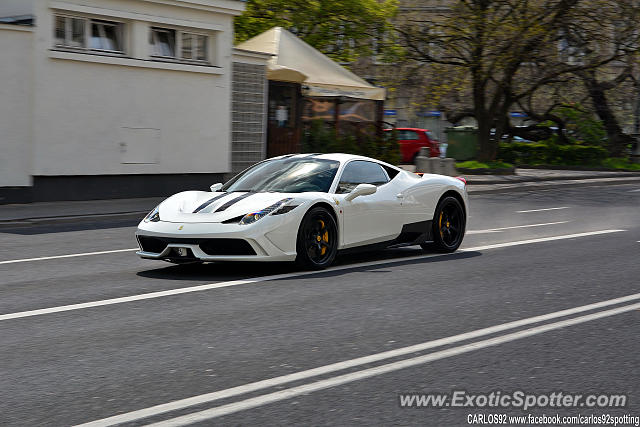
(395, 0), (637, 161)
(575, 0), (640, 156)
(235, 0), (398, 64)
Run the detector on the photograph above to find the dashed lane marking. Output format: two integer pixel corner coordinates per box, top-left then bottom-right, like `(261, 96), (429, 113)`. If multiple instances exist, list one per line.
(516, 207), (570, 213)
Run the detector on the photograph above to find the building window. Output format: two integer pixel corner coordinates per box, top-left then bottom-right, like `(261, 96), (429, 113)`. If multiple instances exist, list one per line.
(54, 15), (124, 53)
(150, 27), (209, 63)
(89, 19), (122, 52)
(150, 28), (176, 57)
(182, 33), (207, 61)
(55, 16), (85, 48)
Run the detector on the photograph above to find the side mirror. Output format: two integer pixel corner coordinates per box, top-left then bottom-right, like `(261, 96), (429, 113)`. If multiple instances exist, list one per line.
(344, 183), (377, 201)
(210, 183), (223, 192)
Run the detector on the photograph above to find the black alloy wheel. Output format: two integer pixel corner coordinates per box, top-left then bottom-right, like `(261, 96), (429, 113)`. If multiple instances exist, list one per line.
(296, 206), (338, 269)
(422, 196), (466, 252)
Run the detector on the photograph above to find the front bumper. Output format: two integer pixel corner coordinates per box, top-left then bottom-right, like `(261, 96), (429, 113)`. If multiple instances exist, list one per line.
(135, 214), (302, 262)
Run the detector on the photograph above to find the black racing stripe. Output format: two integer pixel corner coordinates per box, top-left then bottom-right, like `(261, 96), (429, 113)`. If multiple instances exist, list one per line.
(193, 192), (230, 213)
(214, 192), (254, 212)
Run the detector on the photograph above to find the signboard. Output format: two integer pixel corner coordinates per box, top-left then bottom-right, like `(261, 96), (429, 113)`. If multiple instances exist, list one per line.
(384, 109), (397, 116)
(418, 111), (442, 117)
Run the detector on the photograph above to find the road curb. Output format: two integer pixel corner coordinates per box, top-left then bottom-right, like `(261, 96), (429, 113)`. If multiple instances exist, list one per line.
(0, 211), (147, 230)
(468, 176), (640, 194)
(466, 171), (640, 185)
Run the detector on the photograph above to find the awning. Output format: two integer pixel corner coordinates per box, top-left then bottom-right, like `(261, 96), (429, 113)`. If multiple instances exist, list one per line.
(236, 27), (385, 101)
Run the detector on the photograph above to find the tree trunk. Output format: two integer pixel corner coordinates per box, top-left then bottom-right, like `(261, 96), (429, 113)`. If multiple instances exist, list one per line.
(476, 116), (496, 162)
(583, 73), (631, 157)
(473, 77), (497, 162)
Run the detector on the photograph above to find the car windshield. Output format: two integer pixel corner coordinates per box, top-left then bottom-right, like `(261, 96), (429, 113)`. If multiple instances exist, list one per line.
(222, 157), (340, 193)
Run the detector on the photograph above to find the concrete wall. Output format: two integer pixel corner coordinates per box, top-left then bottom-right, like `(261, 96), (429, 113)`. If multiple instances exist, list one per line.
(0, 25), (33, 187)
(27, 0), (242, 179)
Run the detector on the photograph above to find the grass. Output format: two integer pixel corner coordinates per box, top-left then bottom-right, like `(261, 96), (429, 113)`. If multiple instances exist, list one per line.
(456, 160), (514, 169)
(601, 158), (640, 171)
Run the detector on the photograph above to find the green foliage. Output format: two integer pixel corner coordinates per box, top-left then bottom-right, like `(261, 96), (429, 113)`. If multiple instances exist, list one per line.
(235, 0), (399, 64)
(456, 160), (513, 169)
(498, 142), (609, 166)
(601, 158), (640, 171)
(540, 105), (607, 146)
(302, 120), (335, 153)
(302, 120), (400, 165)
(377, 129), (401, 165)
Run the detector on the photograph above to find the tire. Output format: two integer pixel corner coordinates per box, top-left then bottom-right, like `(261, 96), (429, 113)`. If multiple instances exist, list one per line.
(421, 196), (465, 252)
(295, 206), (338, 270)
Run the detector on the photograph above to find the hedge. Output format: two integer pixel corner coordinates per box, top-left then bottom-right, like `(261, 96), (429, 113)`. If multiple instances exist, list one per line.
(498, 142), (609, 166)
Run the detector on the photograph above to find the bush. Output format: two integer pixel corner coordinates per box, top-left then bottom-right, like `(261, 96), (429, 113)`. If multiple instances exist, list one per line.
(302, 120), (401, 165)
(498, 142), (608, 166)
(302, 120), (335, 153)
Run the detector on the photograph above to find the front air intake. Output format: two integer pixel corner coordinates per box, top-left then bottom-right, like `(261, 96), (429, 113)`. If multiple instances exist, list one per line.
(137, 236), (167, 253)
(136, 236), (256, 256)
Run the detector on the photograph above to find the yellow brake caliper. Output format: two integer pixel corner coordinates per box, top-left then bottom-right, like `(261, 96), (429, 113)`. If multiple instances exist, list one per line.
(439, 211), (444, 238)
(318, 220), (328, 256)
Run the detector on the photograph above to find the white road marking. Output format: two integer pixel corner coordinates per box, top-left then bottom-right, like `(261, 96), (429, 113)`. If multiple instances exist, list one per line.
(467, 221), (569, 234)
(77, 298), (640, 427)
(0, 229), (624, 323)
(628, 188), (640, 192)
(516, 206), (570, 213)
(0, 248), (138, 265)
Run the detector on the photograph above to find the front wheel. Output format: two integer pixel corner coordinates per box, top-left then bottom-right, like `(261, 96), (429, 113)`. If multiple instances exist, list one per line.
(295, 206), (338, 270)
(421, 196), (465, 252)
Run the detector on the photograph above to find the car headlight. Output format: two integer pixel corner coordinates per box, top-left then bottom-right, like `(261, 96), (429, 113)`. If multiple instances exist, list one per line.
(144, 205), (161, 222)
(239, 198), (297, 225)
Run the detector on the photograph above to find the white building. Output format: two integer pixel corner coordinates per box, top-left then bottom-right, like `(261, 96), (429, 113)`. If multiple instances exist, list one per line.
(0, 0), (267, 203)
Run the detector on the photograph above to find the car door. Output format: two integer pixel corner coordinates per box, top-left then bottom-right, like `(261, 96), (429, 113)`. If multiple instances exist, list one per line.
(335, 160), (401, 248)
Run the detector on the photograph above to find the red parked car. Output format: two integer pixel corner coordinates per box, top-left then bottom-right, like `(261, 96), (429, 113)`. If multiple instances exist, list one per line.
(385, 127), (440, 163)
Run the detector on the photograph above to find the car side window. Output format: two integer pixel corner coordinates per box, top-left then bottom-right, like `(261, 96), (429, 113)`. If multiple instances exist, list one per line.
(398, 130), (419, 140)
(336, 161), (389, 194)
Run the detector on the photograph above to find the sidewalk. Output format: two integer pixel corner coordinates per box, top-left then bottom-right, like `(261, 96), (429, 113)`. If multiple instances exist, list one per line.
(1, 168), (639, 228)
(0, 197), (163, 228)
(464, 168), (640, 193)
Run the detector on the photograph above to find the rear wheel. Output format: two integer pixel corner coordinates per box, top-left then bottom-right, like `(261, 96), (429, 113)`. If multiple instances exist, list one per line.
(295, 206), (338, 269)
(421, 196), (465, 252)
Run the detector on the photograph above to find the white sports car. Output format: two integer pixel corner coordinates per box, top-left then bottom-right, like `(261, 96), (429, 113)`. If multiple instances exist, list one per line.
(136, 153), (468, 269)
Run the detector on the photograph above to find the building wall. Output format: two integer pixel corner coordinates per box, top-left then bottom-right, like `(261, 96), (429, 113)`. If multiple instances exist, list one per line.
(28, 0), (241, 179)
(0, 25), (33, 187)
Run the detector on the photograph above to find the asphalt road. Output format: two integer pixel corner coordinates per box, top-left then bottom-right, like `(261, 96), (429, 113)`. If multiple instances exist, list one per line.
(0, 184), (638, 426)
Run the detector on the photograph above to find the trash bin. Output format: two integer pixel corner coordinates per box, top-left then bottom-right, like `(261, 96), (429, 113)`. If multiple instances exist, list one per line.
(444, 127), (478, 161)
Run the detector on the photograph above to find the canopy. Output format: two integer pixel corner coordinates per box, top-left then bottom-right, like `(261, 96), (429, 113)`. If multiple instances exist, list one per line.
(236, 27), (385, 101)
